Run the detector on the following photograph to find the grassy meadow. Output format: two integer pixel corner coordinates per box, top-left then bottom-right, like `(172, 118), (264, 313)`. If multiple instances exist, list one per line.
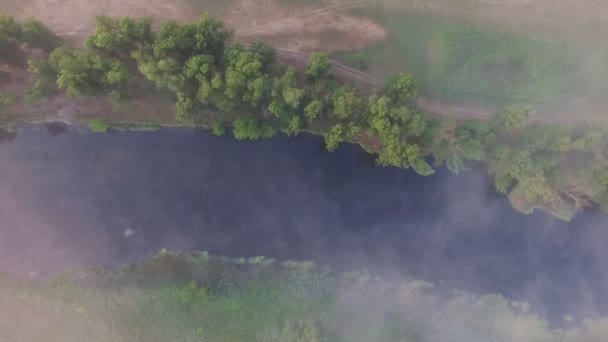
(340, 7), (599, 109)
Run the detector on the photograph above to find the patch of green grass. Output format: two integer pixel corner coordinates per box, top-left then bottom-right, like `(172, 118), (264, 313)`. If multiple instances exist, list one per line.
(351, 8), (584, 107)
(89, 119), (112, 132)
(339, 51), (370, 70)
(428, 25), (582, 104)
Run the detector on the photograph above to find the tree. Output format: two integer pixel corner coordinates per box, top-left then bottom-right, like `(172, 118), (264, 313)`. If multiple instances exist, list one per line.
(332, 88), (362, 119)
(211, 119), (226, 136)
(270, 67), (303, 113)
(26, 59), (58, 100)
(153, 16), (232, 61)
(383, 73), (417, 106)
(268, 98), (290, 120)
(250, 40), (276, 69)
(304, 100), (323, 122)
(175, 93), (197, 123)
(183, 55), (215, 81)
(306, 52), (332, 80)
(431, 119), (467, 174)
(457, 119), (494, 161)
(0, 15), (23, 41)
(105, 61), (132, 98)
(183, 54), (216, 104)
(325, 124), (346, 152)
(0, 16), (24, 65)
(135, 51), (185, 93)
(22, 18), (61, 51)
(86, 16), (152, 58)
(376, 136), (410, 168)
(266, 67), (305, 131)
(49, 48), (109, 97)
(48, 48), (132, 99)
(407, 144), (435, 176)
(285, 115), (301, 137)
(233, 115), (276, 140)
(494, 173), (513, 193)
(325, 123), (360, 152)
(223, 47), (269, 106)
(491, 105), (535, 131)
(282, 87), (304, 109)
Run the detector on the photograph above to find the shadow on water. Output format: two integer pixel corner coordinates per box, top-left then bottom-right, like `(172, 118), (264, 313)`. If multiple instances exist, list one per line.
(45, 122), (68, 136)
(1, 126), (607, 321)
(0, 128), (16, 143)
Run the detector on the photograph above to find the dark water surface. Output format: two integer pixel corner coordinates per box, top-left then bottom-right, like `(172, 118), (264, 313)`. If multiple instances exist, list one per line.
(1, 126), (607, 320)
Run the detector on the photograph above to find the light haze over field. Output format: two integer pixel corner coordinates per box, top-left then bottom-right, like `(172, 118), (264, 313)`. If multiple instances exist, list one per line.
(1, 0), (608, 340)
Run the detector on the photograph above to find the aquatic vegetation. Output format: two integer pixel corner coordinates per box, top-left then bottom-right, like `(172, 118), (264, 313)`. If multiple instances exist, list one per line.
(2, 251), (608, 341)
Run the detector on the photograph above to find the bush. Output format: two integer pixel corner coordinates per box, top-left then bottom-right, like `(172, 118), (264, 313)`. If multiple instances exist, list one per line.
(22, 18), (62, 51)
(233, 115), (276, 140)
(0, 93), (15, 106)
(89, 119), (111, 132)
(211, 119), (226, 136)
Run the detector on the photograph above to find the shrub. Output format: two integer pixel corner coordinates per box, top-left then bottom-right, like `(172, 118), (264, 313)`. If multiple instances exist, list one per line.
(89, 119), (111, 132)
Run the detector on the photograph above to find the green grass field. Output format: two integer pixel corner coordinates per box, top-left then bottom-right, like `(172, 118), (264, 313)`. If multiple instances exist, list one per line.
(345, 8), (590, 108)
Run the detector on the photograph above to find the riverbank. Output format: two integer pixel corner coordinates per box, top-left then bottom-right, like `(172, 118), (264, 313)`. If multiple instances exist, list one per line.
(2, 250), (608, 341)
(2, 14), (608, 220)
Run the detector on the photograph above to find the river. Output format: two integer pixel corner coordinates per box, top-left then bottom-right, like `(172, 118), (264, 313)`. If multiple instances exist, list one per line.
(1, 125), (607, 322)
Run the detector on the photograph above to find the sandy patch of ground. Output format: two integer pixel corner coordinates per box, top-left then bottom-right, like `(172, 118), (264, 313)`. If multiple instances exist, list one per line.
(238, 11), (386, 51)
(4, 0), (387, 53)
(220, 0), (386, 51)
(8, 0), (197, 36)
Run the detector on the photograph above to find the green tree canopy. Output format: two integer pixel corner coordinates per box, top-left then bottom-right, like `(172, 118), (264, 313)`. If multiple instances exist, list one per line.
(0, 16), (24, 65)
(0, 15), (23, 41)
(250, 40), (276, 70)
(49, 47), (131, 98)
(325, 123), (361, 152)
(223, 47), (269, 107)
(154, 16), (232, 62)
(332, 87), (362, 119)
(491, 105), (535, 131)
(383, 73), (417, 106)
(233, 115), (276, 140)
(306, 52), (332, 80)
(456, 119), (494, 161)
(304, 100), (323, 122)
(86, 16), (153, 58)
(22, 18), (62, 52)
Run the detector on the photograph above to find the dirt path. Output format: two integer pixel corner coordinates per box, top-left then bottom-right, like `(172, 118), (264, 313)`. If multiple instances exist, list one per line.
(239, 0), (368, 34)
(274, 48), (496, 119)
(235, 4), (386, 52)
(276, 49), (608, 124)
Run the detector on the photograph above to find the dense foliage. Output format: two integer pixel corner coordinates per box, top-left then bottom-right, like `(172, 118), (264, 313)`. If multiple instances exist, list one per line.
(2, 15), (608, 218)
(2, 251), (608, 341)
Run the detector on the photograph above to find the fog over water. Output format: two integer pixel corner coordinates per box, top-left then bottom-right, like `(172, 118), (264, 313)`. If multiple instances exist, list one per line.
(1, 126), (608, 322)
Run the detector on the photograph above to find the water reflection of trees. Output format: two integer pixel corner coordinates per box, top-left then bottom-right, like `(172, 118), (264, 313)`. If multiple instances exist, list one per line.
(45, 122), (67, 136)
(0, 129), (16, 143)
